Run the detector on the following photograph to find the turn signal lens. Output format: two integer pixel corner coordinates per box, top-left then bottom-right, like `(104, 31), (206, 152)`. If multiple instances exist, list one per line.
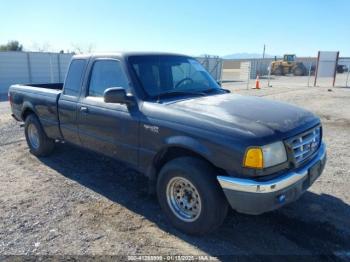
(244, 148), (263, 169)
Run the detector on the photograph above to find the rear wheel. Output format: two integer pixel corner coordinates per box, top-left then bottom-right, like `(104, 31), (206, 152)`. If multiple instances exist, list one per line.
(24, 114), (55, 156)
(273, 66), (284, 76)
(157, 157), (228, 235)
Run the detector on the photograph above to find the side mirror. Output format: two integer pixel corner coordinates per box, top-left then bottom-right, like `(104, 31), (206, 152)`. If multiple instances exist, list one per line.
(103, 87), (134, 104)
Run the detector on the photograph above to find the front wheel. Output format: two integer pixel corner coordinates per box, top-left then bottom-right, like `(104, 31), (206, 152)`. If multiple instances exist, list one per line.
(24, 114), (55, 157)
(293, 66), (305, 76)
(157, 157), (228, 235)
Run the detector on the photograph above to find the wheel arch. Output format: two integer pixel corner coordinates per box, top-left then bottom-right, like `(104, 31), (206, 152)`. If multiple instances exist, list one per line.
(147, 136), (225, 182)
(21, 102), (37, 121)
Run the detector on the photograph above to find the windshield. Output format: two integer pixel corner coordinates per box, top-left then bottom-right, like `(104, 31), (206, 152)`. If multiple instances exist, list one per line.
(128, 55), (221, 98)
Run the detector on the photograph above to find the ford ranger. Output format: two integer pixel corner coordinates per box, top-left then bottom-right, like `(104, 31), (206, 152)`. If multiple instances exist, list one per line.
(9, 52), (327, 235)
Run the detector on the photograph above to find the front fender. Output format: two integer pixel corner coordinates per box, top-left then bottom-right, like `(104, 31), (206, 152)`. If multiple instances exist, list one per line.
(164, 135), (212, 159)
(145, 135), (214, 181)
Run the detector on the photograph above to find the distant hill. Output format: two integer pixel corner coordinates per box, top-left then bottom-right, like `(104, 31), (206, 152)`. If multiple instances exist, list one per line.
(223, 53), (278, 59)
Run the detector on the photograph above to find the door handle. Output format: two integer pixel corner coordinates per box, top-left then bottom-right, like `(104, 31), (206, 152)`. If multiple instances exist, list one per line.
(80, 106), (89, 113)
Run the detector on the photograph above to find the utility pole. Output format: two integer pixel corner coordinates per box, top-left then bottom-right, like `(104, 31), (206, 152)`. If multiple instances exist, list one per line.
(261, 44), (266, 76)
(346, 62), (350, 87)
(262, 44), (266, 60)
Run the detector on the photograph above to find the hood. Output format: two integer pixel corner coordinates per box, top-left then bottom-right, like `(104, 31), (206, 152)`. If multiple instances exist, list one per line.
(165, 93), (318, 137)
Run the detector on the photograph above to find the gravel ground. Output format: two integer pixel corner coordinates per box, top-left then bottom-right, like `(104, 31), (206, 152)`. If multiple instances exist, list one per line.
(1, 77), (350, 260)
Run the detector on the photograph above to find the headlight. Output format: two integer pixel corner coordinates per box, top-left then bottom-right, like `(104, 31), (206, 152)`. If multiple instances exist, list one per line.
(243, 141), (287, 169)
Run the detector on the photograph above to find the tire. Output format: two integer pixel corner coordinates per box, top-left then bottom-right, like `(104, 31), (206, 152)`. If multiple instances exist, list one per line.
(157, 157), (228, 235)
(293, 66), (305, 76)
(24, 114), (55, 157)
(273, 66), (283, 76)
(337, 66), (344, 74)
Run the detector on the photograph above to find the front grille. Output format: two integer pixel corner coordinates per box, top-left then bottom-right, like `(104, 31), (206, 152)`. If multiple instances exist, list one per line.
(286, 126), (321, 165)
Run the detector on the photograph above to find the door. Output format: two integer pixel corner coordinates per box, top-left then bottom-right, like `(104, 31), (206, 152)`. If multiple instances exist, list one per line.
(58, 59), (87, 145)
(77, 59), (139, 165)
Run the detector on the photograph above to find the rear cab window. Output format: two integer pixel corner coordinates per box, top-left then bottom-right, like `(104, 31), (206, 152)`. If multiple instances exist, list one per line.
(63, 59), (87, 96)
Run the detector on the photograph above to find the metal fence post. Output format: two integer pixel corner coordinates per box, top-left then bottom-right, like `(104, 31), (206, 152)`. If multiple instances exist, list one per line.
(267, 62), (272, 87)
(219, 58), (223, 83)
(314, 51), (320, 87)
(246, 62), (251, 90)
(346, 62), (350, 88)
(307, 60), (312, 87)
(49, 54), (54, 83)
(26, 52), (32, 83)
(57, 54), (62, 82)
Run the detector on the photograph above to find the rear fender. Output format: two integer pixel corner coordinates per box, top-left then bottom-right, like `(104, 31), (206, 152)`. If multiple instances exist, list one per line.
(21, 101), (36, 121)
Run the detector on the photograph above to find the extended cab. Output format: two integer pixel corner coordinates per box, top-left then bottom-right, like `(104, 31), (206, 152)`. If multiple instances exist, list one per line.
(9, 53), (327, 235)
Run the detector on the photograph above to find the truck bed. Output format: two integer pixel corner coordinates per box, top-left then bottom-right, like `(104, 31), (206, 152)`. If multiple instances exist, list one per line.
(9, 83), (63, 140)
(19, 83), (64, 90)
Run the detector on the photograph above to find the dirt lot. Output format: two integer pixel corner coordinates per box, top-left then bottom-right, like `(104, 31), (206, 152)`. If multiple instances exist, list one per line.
(1, 77), (350, 260)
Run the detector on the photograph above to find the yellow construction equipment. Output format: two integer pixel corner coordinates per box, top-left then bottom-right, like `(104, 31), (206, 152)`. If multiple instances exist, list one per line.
(270, 54), (306, 76)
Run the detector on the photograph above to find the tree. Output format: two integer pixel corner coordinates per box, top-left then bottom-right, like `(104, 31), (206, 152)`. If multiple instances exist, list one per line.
(0, 41), (23, 51)
(71, 43), (95, 54)
(31, 42), (52, 52)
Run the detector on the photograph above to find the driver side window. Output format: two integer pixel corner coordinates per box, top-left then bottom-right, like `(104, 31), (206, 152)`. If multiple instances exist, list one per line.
(88, 60), (128, 97)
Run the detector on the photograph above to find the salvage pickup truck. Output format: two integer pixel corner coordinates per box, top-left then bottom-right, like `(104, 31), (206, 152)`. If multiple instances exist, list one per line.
(9, 52), (326, 235)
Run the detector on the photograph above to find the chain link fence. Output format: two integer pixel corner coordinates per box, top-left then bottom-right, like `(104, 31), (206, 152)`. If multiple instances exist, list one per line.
(196, 55), (223, 82)
(222, 57), (350, 90)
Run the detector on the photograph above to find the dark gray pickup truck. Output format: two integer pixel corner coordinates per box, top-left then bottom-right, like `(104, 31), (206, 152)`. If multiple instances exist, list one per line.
(9, 52), (327, 235)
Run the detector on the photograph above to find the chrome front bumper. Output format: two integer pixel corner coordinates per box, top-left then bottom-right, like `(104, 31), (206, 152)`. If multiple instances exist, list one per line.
(217, 143), (326, 214)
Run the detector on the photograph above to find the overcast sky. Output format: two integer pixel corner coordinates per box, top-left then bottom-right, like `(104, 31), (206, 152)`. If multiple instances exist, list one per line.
(1, 0), (349, 56)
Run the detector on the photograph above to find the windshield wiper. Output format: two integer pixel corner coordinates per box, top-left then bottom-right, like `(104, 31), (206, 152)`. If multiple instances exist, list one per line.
(201, 88), (229, 94)
(155, 90), (207, 99)
(201, 88), (218, 93)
